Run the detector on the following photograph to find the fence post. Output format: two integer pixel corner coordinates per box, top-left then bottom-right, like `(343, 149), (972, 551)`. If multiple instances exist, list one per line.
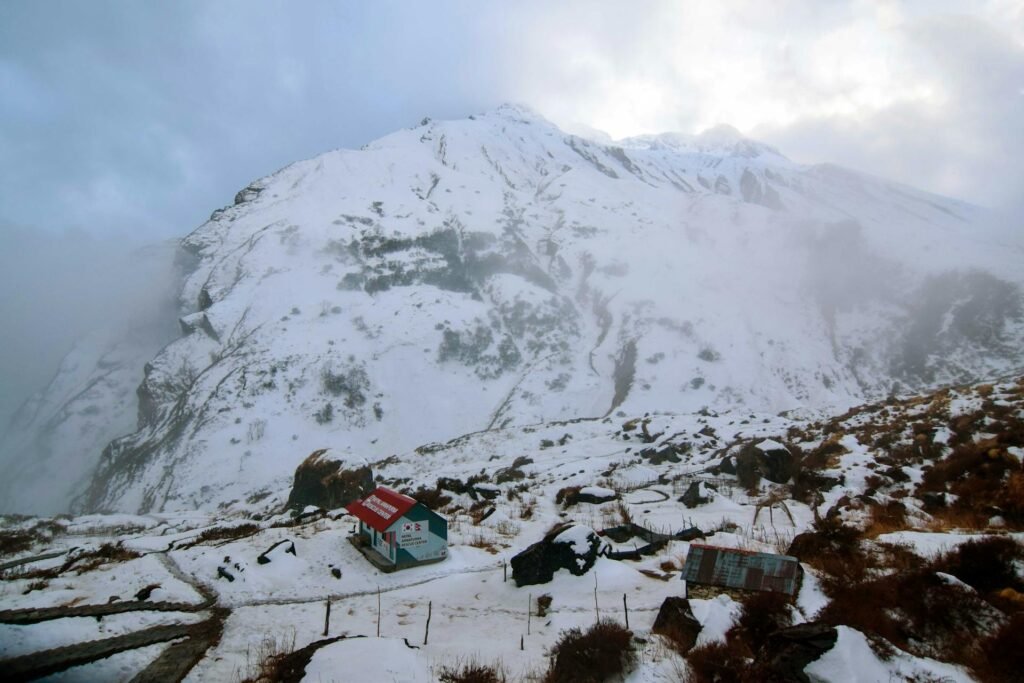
(376, 586), (381, 637)
(424, 601), (432, 645)
(623, 593), (629, 629)
(527, 593), (532, 635)
(323, 597), (331, 636)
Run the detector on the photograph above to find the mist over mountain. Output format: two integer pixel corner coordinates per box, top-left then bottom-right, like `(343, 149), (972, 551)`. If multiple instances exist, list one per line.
(0, 232), (180, 514)
(2, 105), (1021, 516)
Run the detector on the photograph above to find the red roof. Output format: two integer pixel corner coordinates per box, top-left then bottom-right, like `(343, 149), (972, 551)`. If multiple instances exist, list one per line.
(346, 487), (418, 532)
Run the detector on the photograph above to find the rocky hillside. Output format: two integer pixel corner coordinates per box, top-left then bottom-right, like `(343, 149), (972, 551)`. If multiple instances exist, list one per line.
(1, 375), (1021, 681)
(4, 104), (1022, 515)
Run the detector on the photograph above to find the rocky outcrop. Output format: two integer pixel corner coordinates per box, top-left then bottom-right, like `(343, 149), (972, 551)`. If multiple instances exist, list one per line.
(286, 449), (374, 511)
(511, 524), (604, 586)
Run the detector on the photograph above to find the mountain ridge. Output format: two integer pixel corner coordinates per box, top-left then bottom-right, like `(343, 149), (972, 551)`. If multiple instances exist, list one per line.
(1, 104), (1020, 515)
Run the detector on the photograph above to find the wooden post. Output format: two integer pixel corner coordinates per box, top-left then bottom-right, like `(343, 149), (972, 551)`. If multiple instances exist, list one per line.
(520, 634), (524, 651)
(424, 601), (432, 645)
(503, 560), (507, 583)
(323, 597), (331, 636)
(623, 593), (629, 629)
(527, 593), (532, 635)
(594, 573), (600, 622)
(376, 586), (381, 637)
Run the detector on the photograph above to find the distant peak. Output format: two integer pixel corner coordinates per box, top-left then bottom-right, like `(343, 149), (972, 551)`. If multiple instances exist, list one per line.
(620, 124), (784, 160)
(481, 102), (550, 124)
(696, 123), (744, 145)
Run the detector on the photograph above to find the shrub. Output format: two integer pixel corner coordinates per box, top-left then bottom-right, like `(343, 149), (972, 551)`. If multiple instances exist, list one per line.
(734, 448), (761, 492)
(682, 639), (761, 683)
(545, 621), (634, 683)
(933, 536), (1024, 594)
(404, 485), (452, 511)
(436, 659), (506, 683)
(192, 523), (261, 546)
(818, 567), (999, 664)
(971, 613), (1024, 683)
(732, 591), (793, 653)
(0, 529), (36, 557)
(555, 486), (582, 507)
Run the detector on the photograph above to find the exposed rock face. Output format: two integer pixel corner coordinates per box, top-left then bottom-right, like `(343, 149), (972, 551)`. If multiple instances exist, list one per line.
(651, 597), (702, 652)
(286, 449), (374, 511)
(511, 524), (603, 586)
(761, 622), (838, 683)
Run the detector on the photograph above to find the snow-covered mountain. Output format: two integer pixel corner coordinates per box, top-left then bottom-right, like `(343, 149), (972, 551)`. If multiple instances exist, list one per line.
(5, 104), (1022, 515)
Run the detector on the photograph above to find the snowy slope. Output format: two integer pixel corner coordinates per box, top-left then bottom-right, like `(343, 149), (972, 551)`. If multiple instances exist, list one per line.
(11, 104), (1021, 515)
(5, 375), (1019, 681)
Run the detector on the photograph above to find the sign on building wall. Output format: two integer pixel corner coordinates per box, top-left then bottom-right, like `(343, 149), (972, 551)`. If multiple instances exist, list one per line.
(398, 520), (428, 548)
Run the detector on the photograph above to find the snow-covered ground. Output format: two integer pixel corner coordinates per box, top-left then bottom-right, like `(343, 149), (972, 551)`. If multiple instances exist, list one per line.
(4, 374), (1020, 681)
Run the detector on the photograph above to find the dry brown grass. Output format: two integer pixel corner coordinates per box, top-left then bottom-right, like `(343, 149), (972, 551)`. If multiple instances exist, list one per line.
(436, 658), (507, 683)
(862, 500), (910, 538)
(681, 639), (762, 683)
(0, 529), (37, 557)
(190, 522), (261, 546)
(924, 505), (991, 531)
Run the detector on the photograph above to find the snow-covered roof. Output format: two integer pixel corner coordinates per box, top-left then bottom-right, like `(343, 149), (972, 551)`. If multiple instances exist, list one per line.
(346, 487), (417, 533)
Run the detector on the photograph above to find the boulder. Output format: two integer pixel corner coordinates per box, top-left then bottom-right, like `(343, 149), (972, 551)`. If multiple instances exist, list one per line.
(511, 524), (604, 586)
(651, 597), (702, 652)
(754, 439), (795, 484)
(576, 486), (618, 504)
(286, 449), (374, 511)
(717, 455), (737, 475)
(472, 483), (501, 501)
(680, 481), (712, 508)
(723, 440), (796, 485)
(761, 622), (838, 683)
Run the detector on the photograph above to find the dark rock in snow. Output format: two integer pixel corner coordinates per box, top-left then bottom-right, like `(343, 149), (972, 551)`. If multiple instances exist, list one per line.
(257, 539), (296, 564)
(651, 597), (702, 652)
(717, 455), (737, 475)
(436, 477), (468, 494)
(754, 440), (795, 484)
(217, 566), (235, 582)
(680, 481), (713, 508)
(472, 484), (500, 501)
(639, 443), (690, 464)
(287, 449), (374, 511)
(761, 622), (838, 683)
(134, 584), (161, 601)
(575, 487), (617, 504)
(511, 524), (603, 586)
(921, 491), (948, 509)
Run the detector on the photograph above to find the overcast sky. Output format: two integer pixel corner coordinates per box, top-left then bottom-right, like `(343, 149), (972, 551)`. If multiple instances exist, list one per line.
(0, 0), (1022, 427)
(1, 0), (1022, 241)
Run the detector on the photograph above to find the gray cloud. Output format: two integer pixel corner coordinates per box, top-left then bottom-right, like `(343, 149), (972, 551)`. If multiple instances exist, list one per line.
(756, 11), (1024, 209)
(0, 1), (507, 239)
(0, 227), (179, 431)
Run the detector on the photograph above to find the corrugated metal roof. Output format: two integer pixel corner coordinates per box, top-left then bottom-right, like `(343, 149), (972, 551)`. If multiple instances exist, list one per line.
(346, 487), (417, 533)
(682, 544), (801, 596)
